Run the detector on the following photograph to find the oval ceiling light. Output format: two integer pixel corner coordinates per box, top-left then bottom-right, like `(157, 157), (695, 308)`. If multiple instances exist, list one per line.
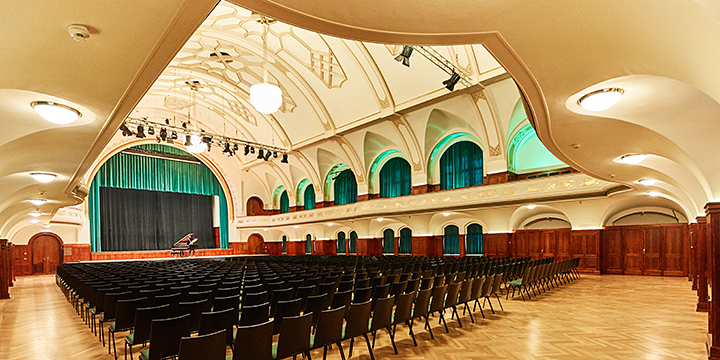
(326, 222), (334, 226)
(42, 224), (51, 229)
(29, 199), (47, 206)
(29, 219), (40, 224)
(578, 88), (624, 111)
(647, 191), (661, 197)
(183, 134), (205, 154)
(31, 101), (81, 124)
(442, 212), (451, 216)
(637, 179), (658, 186)
(620, 154), (647, 164)
(293, 225), (299, 229)
(250, 83), (282, 114)
(30, 172), (56, 183)
(526, 204), (537, 209)
(29, 211), (42, 217)
(376, 217), (384, 222)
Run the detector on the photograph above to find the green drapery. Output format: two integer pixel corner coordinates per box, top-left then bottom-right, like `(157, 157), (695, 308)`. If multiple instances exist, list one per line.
(88, 144), (229, 252)
(349, 231), (357, 254)
(337, 232), (346, 254)
(466, 223), (483, 254)
(440, 141), (483, 190)
(379, 157), (411, 198)
(306, 234), (312, 254)
(304, 184), (316, 210)
(280, 191), (289, 213)
(282, 235), (287, 254)
(334, 169), (357, 205)
(399, 228), (412, 255)
(382, 228), (395, 254)
(443, 225), (460, 255)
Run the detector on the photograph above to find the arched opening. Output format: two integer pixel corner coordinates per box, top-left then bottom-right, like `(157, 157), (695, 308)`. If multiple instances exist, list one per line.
(399, 228), (412, 255)
(282, 235), (287, 254)
(29, 232), (63, 274)
(333, 169), (357, 205)
(382, 228), (395, 255)
(379, 157), (411, 198)
(337, 231), (346, 254)
(466, 223), (483, 255)
(304, 184), (316, 210)
(279, 190), (289, 214)
(439, 141), (483, 190)
(305, 234), (313, 254)
(443, 225), (460, 255)
(248, 233), (264, 254)
(349, 231), (357, 255)
(247, 197), (264, 216)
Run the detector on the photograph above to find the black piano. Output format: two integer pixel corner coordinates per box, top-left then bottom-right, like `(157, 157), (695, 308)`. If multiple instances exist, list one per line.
(171, 233), (198, 257)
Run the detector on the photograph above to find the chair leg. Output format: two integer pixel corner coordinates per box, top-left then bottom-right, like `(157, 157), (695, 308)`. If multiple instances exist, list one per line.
(349, 338), (354, 358)
(494, 294), (504, 311)
(386, 326), (398, 354)
(323, 346), (328, 360)
(485, 296), (495, 314)
(439, 312), (449, 333)
(452, 306), (462, 328)
(336, 342), (346, 360)
(408, 318), (417, 346)
(371, 330), (376, 348)
(464, 304), (474, 323)
(424, 315), (434, 340)
(363, 333), (375, 360)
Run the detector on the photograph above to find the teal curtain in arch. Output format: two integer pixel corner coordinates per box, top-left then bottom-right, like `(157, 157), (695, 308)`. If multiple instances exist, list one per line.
(379, 157), (411, 198)
(443, 225), (460, 255)
(399, 228), (412, 255)
(282, 235), (287, 254)
(440, 141), (483, 190)
(349, 231), (357, 254)
(382, 229), (395, 254)
(334, 169), (357, 205)
(88, 144), (229, 252)
(337, 232), (346, 254)
(466, 224), (483, 254)
(306, 234), (312, 254)
(280, 191), (289, 213)
(304, 184), (316, 210)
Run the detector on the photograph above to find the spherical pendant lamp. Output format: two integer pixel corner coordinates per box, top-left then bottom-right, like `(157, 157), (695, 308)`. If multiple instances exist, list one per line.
(250, 82), (282, 114)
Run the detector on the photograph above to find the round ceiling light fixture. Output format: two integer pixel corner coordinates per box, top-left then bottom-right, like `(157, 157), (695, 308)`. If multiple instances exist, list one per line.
(442, 212), (451, 216)
(637, 179), (658, 186)
(376, 218), (384, 222)
(578, 88), (624, 112)
(29, 211), (42, 217)
(29, 199), (47, 206)
(30, 172), (57, 183)
(183, 134), (205, 154)
(620, 154), (647, 165)
(42, 224), (51, 229)
(647, 191), (661, 197)
(526, 204), (537, 209)
(29, 219), (40, 224)
(250, 83), (282, 114)
(327, 222), (334, 226)
(31, 101), (81, 124)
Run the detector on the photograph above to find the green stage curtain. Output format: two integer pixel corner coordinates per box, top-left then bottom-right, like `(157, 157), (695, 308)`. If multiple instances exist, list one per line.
(440, 141), (483, 190)
(304, 184), (316, 210)
(282, 235), (287, 254)
(444, 225), (460, 255)
(334, 169), (357, 205)
(382, 228), (395, 254)
(88, 144), (229, 252)
(349, 231), (357, 254)
(337, 232), (346, 254)
(380, 157), (411, 198)
(306, 234), (312, 254)
(280, 190), (289, 213)
(399, 228), (412, 255)
(466, 223), (483, 254)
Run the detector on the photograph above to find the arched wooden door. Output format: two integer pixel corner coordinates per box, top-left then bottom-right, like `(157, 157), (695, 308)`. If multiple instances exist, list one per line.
(248, 233), (265, 254)
(246, 197), (264, 216)
(29, 233), (63, 274)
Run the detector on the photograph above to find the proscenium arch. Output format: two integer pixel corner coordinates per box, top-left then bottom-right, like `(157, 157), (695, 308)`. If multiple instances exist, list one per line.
(427, 132), (485, 185)
(368, 150), (410, 194)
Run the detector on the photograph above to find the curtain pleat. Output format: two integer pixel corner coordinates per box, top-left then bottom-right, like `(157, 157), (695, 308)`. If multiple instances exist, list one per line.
(334, 169), (357, 205)
(349, 231), (357, 254)
(337, 232), (346, 254)
(382, 229), (395, 254)
(380, 157), (411, 198)
(280, 191), (289, 213)
(304, 184), (315, 210)
(399, 228), (412, 255)
(444, 225), (460, 255)
(440, 141), (483, 190)
(466, 223), (483, 254)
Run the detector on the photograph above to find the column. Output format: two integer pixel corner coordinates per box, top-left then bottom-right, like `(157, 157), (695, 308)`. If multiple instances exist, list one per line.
(0, 239), (9, 299)
(697, 216), (709, 312)
(704, 203), (720, 359)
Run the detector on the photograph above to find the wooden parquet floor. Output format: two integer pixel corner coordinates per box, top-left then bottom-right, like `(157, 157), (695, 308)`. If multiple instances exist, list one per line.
(0, 274), (708, 359)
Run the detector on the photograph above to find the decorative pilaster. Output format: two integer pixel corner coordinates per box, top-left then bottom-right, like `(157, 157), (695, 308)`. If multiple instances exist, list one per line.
(703, 203), (720, 359)
(0, 239), (9, 299)
(697, 216), (709, 312)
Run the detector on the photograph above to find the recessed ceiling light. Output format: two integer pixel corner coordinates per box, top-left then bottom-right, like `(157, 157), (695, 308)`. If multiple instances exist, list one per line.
(620, 154), (647, 164)
(293, 225), (299, 229)
(30, 173), (56, 183)
(29, 211), (42, 217)
(637, 179), (658, 186)
(29, 199), (47, 206)
(376, 218), (384, 222)
(29, 219), (40, 224)
(31, 101), (81, 124)
(442, 212), (451, 216)
(327, 222), (334, 226)
(42, 224), (51, 229)
(262, 228), (268, 231)
(578, 88), (624, 111)
(647, 191), (661, 197)
(526, 204), (537, 209)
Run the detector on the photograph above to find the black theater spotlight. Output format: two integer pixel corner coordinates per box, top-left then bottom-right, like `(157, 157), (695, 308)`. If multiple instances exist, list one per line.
(136, 124), (146, 138)
(159, 128), (167, 141)
(250, 147), (255, 154)
(170, 131), (178, 141)
(273, 152), (278, 158)
(244, 145), (250, 156)
(120, 124), (133, 137)
(233, 144), (239, 152)
(257, 149), (264, 159)
(201, 135), (213, 151)
(148, 127), (155, 136)
(263, 150), (272, 161)
(394, 45), (413, 67)
(184, 134), (193, 146)
(443, 72), (461, 91)
(223, 143), (234, 157)
(281, 154), (288, 163)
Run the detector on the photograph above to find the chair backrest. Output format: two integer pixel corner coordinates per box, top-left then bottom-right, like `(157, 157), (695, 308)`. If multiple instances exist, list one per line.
(390, 281), (408, 303)
(420, 277), (434, 290)
(239, 300), (270, 326)
(343, 300), (372, 339)
(132, 304), (172, 345)
(352, 287), (372, 304)
(115, 297), (148, 331)
(198, 307), (235, 345)
(429, 285), (448, 313)
(103, 291), (132, 321)
(232, 320), (274, 360)
(216, 286), (240, 298)
(330, 289), (353, 318)
(276, 313), (313, 360)
(178, 299), (208, 332)
(354, 278), (370, 289)
(458, 279), (473, 304)
(213, 294), (240, 313)
(188, 289), (214, 306)
(147, 313), (192, 360)
(444, 282), (462, 308)
(405, 278), (419, 294)
(394, 290), (417, 325)
(491, 273), (504, 294)
(480, 274), (494, 297)
(273, 297), (303, 334)
(304, 292), (333, 325)
(312, 306), (346, 350)
(178, 329), (226, 360)
(370, 295), (395, 331)
(270, 287), (295, 317)
(242, 291), (268, 308)
(338, 280), (354, 292)
(296, 285), (318, 309)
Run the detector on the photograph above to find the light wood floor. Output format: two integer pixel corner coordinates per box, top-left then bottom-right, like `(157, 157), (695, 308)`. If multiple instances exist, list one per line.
(0, 274), (708, 360)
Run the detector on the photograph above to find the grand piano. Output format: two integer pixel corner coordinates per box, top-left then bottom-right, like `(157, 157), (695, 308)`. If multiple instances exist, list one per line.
(171, 233), (198, 257)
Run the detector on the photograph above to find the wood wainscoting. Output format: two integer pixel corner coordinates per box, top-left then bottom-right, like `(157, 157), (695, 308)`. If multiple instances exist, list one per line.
(89, 248), (233, 261)
(601, 224), (688, 276)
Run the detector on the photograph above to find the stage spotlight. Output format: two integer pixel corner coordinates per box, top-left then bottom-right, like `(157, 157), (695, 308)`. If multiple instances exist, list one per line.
(148, 127), (155, 135)
(120, 124), (133, 137)
(244, 145), (250, 156)
(184, 134), (193, 146)
(171, 131), (178, 140)
(394, 45), (413, 67)
(159, 128), (167, 141)
(443, 72), (461, 91)
(273, 152), (278, 158)
(223, 143), (234, 157)
(233, 144), (239, 152)
(257, 149), (264, 159)
(263, 151), (272, 161)
(136, 124), (146, 138)
(281, 154), (288, 163)
(250, 147), (255, 154)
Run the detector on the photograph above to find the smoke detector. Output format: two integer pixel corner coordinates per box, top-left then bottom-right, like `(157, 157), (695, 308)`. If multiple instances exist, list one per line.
(67, 24), (90, 42)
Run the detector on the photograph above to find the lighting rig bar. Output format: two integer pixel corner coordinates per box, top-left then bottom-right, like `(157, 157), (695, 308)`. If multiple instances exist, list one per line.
(409, 46), (473, 89)
(120, 117), (288, 162)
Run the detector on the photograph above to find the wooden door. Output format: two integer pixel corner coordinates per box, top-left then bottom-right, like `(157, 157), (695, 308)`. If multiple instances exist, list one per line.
(643, 227), (663, 276)
(623, 228), (644, 275)
(555, 229), (572, 261)
(541, 230), (556, 259)
(246, 197), (264, 216)
(602, 228), (624, 274)
(662, 224), (686, 276)
(247, 234), (264, 254)
(31, 234), (62, 274)
(514, 232), (530, 259)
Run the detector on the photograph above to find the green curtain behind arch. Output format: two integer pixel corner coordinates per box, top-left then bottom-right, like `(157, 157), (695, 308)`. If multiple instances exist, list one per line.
(466, 223), (483, 254)
(337, 232), (346, 254)
(440, 141), (483, 190)
(280, 191), (289, 213)
(304, 184), (315, 210)
(282, 235), (287, 254)
(443, 225), (460, 255)
(334, 169), (357, 205)
(306, 234), (312, 254)
(88, 144), (229, 252)
(399, 228), (412, 255)
(379, 157), (411, 198)
(349, 231), (357, 254)
(382, 228), (395, 254)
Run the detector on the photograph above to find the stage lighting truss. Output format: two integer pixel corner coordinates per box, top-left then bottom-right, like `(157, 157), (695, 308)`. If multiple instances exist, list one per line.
(121, 117), (288, 162)
(400, 45), (473, 90)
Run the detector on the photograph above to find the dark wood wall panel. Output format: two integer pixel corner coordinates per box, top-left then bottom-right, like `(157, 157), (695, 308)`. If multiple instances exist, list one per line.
(63, 244), (91, 263)
(602, 228), (624, 274)
(663, 225), (686, 276)
(601, 224), (688, 276)
(12, 245), (30, 276)
(623, 227), (645, 275)
(483, 233), (510, 258)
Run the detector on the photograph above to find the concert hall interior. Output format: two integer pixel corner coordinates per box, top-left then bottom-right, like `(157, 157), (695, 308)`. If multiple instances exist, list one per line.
(1, 0), (719, 359)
